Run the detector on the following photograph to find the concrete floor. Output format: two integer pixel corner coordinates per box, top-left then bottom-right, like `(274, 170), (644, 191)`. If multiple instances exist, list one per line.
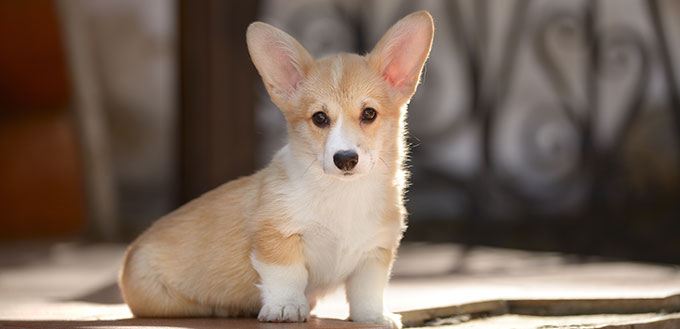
(1, 242), (679, 328)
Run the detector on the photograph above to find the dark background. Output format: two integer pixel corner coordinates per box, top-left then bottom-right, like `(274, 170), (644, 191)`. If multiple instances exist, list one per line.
(1, 0), (679, 264)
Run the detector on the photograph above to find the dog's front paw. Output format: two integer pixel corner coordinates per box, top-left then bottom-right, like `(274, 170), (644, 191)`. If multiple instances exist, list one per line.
(258, 300), (310, 323)
(351, 312), (402, 329)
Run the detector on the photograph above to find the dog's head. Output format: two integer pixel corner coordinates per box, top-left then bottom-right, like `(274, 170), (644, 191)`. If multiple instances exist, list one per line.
(247, 11), (433, 179)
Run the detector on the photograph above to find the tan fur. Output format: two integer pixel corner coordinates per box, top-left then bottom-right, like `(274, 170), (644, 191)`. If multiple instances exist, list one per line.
(119, 11), (434, 324)
(254, 220), (304, 265)
(120, 175), (264, 317)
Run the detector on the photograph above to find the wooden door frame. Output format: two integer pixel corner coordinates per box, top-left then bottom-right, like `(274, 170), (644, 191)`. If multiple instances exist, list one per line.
(179, 0), (260, 203)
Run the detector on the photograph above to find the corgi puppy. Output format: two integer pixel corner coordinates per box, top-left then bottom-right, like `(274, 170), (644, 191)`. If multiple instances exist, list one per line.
(119, 11), (433, 328)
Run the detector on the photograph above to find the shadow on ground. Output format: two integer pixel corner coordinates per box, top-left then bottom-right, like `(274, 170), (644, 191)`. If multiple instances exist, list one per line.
(66, 282), (124, 304)
(0, 317), (381, 329)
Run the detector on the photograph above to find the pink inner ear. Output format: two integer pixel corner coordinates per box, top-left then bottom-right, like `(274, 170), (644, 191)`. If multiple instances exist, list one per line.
(274, 51), (303, 94)
(383, 58), (408, 89)
(378, 22), (431, 93)
(269, 43), (304, 96)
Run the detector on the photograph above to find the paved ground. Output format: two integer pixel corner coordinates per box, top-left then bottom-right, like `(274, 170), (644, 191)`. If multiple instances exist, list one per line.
(1, 241), (679, 328)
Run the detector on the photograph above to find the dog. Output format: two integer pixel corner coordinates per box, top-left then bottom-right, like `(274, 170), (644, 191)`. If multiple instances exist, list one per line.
(119, 11), (433, 328)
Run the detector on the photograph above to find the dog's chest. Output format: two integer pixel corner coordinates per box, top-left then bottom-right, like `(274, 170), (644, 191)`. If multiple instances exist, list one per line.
(287, 179), (389, 288)
(303, 205), (380, 287)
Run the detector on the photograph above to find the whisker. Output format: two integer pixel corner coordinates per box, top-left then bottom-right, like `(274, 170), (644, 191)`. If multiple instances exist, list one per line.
(302, 159), (317, 176)
(379, 157), (389, 168)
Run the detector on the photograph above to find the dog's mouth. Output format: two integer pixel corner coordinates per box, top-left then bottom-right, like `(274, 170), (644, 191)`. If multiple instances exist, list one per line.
(342, 172), (353, 176)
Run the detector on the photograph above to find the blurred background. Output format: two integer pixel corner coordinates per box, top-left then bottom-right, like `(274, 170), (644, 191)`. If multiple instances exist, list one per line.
(1, 0), (679, 264)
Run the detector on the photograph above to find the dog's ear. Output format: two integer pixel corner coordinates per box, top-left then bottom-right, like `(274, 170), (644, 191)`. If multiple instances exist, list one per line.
(369, 11), (434, 103)
(247, 22), (314, 107)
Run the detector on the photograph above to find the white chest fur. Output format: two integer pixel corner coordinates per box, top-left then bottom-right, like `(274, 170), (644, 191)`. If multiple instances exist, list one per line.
(283, 167), (393, 294)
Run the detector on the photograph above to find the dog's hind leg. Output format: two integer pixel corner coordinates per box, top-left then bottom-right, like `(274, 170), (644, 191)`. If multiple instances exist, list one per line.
(119, 245), (213, 317)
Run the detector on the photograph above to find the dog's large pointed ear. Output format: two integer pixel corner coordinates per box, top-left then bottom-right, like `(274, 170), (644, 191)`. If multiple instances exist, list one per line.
(247, 22), (314, 107)
(369, 11), (434, 103)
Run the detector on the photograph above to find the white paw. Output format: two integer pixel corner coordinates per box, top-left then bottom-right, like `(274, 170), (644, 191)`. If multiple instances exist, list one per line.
(351, 312), (402, 329)
(257, 300), (310, 323)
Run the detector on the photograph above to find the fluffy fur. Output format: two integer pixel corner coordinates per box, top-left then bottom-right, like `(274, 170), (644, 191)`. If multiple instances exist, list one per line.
(119, 11), (434, 329)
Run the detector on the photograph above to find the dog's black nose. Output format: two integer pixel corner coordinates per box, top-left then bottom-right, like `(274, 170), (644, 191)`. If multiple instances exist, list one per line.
(333, 151), (358, 171)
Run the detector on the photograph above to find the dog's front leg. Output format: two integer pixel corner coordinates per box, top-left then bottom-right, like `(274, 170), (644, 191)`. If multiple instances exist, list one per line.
(252, 223), (309, 322)
(346, 247), (402, 329)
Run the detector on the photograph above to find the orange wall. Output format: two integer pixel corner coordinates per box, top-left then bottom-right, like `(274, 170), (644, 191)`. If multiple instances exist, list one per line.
(0, 0), (85, 239)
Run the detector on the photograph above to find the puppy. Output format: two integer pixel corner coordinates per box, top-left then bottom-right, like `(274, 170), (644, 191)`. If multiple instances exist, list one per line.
(119, 11), (433, 328)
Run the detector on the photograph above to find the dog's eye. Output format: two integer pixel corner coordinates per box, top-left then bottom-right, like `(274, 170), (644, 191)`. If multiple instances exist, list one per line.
(361, 107), (377, 123)
(312, 111), (329, 127)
